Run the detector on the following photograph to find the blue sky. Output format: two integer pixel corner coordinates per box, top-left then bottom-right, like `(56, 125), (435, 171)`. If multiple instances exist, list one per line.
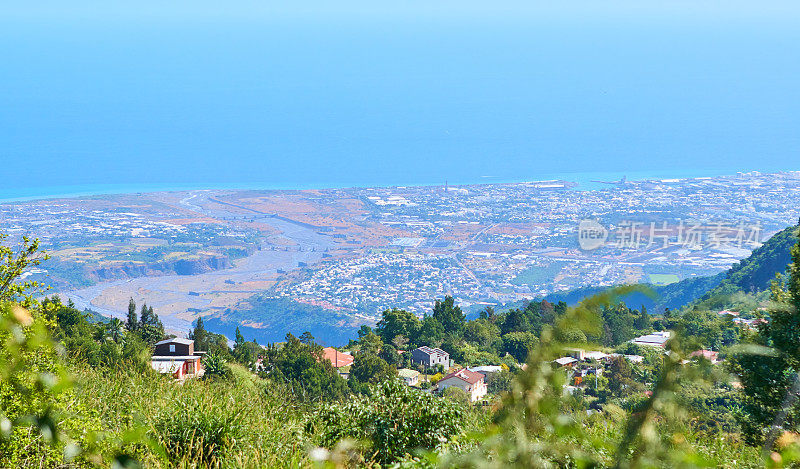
(2, 1), (799, 196)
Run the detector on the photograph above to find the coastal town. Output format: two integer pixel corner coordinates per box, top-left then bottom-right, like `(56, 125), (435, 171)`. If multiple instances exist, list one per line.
(1, 171), (799, 338)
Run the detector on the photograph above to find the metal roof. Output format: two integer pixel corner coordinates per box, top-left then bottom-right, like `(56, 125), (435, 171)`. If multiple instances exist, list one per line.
(398, 368), (421, 378)
(415, 346), (449, 357)
(155, 338), (195, 346)
(441, 369), (484, 384)
(468, 365), (502, 373)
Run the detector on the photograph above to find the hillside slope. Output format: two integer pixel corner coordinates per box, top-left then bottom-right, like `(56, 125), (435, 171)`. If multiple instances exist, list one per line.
(544, 223), (798, 313)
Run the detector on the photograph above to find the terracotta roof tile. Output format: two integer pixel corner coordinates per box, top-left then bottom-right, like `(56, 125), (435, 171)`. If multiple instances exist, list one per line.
(321, 347), (354, 368)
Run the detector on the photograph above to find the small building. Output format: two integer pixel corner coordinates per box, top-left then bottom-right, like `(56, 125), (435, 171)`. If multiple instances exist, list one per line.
(623, 354), (644, 363)
(553, 357), (578, 368)
(565, 348), (585, 361)
(583, 351), (609, 361)
(630, 331), (671, 348)
(398, 368), (421, 386)
(321, 347), (354, 368)
(151, 338), (204, 379)
(467, 365), (502, 379)
(411, 346), (450, 370)
(438, 369), (487, 402)
(718, 310), (739, 317)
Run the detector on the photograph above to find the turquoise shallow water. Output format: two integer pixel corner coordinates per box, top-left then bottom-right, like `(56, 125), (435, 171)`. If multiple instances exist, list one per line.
(2, 1), (799, 198)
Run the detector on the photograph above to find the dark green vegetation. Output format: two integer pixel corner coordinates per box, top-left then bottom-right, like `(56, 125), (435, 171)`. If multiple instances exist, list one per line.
(5, 223), (800, 467)
(207, 296), (361, 345)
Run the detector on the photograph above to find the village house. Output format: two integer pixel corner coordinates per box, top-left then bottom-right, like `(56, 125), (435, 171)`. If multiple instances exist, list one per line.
(467, 365), (502, 379)
(437, 369), (488, 402)
(565, 348), (585, 360)
(321, 347), (354, 368)
(411, 346), (450, 370)
(584, 350), (610, 361)
(553, 356), (578, 368)
(150, 338), (204, 379)
(398, 368), (421, 386)
(630, 331), (671, 348)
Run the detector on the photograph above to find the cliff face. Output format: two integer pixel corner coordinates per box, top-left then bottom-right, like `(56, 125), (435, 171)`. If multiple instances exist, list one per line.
(91, 255), (233, 281)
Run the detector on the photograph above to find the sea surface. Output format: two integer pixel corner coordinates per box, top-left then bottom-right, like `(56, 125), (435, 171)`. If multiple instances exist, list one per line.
(2, 1), (799, 200)
(0, 169), (741, 203)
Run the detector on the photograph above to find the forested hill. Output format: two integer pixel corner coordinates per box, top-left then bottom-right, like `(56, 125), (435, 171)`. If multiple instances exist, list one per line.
(544, 223), (799, 313)
(692, 223), (798, 301)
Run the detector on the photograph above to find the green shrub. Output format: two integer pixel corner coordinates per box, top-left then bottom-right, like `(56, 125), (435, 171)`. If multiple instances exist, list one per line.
(202, 353), (233, 381)
(310, 379), (466, 465)
(443, 386), (471, 405)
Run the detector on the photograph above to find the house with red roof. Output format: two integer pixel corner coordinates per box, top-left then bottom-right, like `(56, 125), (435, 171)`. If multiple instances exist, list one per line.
(321, 347), (354, 368)
(437, 368), (487, 402)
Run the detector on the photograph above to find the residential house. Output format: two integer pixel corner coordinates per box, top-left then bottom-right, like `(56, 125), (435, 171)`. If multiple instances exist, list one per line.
(565, 348), (586, 361)
(321, 347), (354, 368)
(411, 346), (450, 370)
(583, 351), (610, 362)
(553, 357), (578, 368)
(151, 338), (204, 379)
(398, 368), (421, 386)
(467, 365), (502, 379)
(438, 369), (487, 402)
(630, 331), (671, 348)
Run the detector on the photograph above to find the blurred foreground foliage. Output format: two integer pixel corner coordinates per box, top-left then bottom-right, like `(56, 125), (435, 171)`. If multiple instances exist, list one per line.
(5, 230), (800, 468)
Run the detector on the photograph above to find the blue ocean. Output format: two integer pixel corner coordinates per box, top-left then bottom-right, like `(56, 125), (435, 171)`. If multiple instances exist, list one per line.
(2, 1), (799, 200)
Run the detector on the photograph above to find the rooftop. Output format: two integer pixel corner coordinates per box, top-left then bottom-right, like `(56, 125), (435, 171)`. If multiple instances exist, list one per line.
(630, 331), (671, 347)
(554, 357), (578, 366)
(321, 347), (354, 368)
(416, 345), (449, 356)
(155, 337), (194, 346)
(398, 368), (421, 378)
(441, 369), (484, 385)
(468, 365), (502, 373)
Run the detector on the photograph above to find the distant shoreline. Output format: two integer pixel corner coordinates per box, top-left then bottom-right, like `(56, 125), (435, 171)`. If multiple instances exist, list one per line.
(0, 168), (772, 204)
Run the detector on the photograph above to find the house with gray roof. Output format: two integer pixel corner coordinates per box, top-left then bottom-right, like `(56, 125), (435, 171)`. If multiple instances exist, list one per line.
(411, 346), (450, 370)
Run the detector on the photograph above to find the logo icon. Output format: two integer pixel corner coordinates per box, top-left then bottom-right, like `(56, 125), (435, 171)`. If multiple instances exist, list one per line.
(578, 219), (608, 251)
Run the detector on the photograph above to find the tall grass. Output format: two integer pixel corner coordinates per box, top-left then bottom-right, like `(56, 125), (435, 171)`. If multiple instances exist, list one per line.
(69, 363), (310, 468)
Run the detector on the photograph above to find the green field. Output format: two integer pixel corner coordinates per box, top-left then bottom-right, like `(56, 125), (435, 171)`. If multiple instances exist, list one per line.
(648, 273), (680, 286)
(511, 262), (567, 286)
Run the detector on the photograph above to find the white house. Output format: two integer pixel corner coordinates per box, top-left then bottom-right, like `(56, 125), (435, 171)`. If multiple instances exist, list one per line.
(398, 368), (421, 386)
(630, 331), (671, 348)
(438, 369), (488, 402)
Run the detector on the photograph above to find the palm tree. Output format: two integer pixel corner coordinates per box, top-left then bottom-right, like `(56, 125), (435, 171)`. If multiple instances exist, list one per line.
(107, 318), (126, 344)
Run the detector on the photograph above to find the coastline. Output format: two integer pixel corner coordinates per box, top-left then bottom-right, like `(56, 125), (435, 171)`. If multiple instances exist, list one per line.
(0, 168), (763, 203)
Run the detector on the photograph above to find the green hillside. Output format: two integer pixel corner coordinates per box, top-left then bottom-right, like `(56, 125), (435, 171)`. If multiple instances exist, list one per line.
(690, 224), (799, 305)
(543, 223), (799, 313)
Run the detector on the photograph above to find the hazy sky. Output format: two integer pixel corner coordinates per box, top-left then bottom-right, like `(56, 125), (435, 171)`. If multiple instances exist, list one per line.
(2, 1), (799, 196)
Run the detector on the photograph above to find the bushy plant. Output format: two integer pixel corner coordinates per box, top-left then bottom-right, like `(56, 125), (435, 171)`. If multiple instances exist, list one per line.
(202, 353), (233, 381)
(310, 379), (466, 465)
